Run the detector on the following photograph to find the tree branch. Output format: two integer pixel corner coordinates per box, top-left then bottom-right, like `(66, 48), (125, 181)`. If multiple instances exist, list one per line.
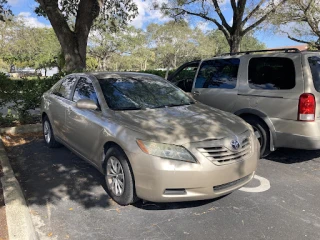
(287, 34), (311, 44)
(36, 0), (73, 44)
(230, 0), (237, 13)
(242, 0), (267, 25)
(211, 0), (231, 31)
(163, 7), (230, 39)
(243, 0), (288, 35)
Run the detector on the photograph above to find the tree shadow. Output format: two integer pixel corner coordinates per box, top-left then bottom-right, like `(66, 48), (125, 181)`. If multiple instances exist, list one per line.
(5, 136), (112, 209)
(265, 148), (320, 164)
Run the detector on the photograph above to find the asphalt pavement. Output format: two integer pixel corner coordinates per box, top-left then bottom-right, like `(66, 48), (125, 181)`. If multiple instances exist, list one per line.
(5, 136), (320, 240)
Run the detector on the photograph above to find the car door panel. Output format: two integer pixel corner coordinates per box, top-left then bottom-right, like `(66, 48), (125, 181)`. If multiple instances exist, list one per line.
(65, 77), (103, 164)
(191, 58), (240, 112)
(66, 105), (104, 162)
(48, 77), (77, 141)
(236, 54), (303, 120)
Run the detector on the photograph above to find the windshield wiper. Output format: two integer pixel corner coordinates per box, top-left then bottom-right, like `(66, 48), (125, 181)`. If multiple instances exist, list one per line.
(153, 102), (195, 108)
(114, 106), (143, 111)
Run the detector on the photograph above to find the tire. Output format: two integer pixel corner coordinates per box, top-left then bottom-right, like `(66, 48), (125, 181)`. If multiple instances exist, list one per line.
(243, 116), (271, 158)
(43, 116), (61, 148)
(104, 146), (139, 206)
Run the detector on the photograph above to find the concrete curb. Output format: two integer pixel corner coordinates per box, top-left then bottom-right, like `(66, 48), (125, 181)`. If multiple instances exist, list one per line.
(0, 135), (39, 239)
(0, 124), (42, 135)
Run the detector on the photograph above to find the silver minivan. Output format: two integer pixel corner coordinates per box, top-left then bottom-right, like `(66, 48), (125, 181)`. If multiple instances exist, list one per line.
(169, 49), (320, 157)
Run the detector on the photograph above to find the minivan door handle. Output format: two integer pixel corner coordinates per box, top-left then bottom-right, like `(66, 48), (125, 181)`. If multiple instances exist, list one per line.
(193, 91), (200, 96)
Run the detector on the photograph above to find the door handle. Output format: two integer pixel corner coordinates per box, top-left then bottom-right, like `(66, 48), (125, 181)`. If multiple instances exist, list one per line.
(193, 91), (200, 96)
(66, 107), (72, 114)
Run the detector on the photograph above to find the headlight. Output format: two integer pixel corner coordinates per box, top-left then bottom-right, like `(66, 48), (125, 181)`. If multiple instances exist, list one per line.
(136, 140), (196, 163)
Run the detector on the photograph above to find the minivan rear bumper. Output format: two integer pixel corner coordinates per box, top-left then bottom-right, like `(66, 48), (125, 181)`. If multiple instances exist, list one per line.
(275, 132), (320, 149)
(272, 118), (320, 149)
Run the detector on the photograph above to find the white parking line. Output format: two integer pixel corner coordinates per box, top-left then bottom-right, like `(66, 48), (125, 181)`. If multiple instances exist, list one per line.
(239, 175), (270, 193)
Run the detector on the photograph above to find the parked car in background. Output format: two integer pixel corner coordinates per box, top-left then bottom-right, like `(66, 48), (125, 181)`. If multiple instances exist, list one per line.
(41, 72), (258, 205)
(169, 49), (320, 157)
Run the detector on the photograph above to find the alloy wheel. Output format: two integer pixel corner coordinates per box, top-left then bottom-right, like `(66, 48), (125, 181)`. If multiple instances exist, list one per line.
(106, 156), (125, 196)
(44, 121), (51, 144)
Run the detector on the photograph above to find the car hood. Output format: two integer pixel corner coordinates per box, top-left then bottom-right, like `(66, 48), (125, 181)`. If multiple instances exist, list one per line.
(114, 103), (249, 145)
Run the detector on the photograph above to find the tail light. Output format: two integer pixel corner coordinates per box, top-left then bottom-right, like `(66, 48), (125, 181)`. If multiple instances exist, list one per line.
(298, 93), (315, 121)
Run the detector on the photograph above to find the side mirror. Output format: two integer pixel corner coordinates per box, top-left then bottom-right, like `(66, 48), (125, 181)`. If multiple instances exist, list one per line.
(76, 99), (98, 110)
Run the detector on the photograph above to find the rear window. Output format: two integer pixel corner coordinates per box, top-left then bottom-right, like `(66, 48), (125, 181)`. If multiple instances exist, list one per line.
(308, 56), (320, 92)
(248, 57), (295, 90)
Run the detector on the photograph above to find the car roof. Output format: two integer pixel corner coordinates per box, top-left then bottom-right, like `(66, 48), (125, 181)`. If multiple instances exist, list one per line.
(86, 71), (164, 80)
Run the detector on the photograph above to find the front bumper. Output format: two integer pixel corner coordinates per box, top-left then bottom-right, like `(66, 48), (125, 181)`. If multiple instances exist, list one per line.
(127, 136), (259, 202)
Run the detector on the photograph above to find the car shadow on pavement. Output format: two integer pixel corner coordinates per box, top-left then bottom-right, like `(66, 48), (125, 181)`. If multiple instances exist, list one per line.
(265, 148), (320, 163)
(5, 136), (113, 209)
(4, 134), (240, 210)
(133, 195), (226, 211)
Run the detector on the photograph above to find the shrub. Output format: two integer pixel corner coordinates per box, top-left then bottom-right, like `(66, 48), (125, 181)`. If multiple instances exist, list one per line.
(0, 73), (63, 127)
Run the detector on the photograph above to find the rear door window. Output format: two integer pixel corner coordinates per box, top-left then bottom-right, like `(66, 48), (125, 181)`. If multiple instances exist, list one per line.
(55, 77), (77, 99)
(308, 56), (320, 92)
(195, 58), (240, 89)
(248, 57), (295, 90)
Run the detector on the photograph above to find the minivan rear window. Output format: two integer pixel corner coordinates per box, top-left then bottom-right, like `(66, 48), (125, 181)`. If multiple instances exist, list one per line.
(308, 56), (320, 92)
(248, 57), (295, 90)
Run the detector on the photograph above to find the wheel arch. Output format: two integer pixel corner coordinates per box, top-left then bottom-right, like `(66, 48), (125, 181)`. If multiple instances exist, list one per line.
(102, 141), (138, 198)
(234, 108), (276, 151)
(41, 112), (48, 122)
(102, 141), (134, 176)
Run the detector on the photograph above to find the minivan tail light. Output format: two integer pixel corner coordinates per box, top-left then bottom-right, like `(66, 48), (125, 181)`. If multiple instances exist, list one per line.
(298, 93), (315, 121)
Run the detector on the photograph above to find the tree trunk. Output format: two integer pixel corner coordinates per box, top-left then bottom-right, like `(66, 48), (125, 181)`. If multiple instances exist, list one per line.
(102, 57), (107, 70)
(229, 35), (242, 53)
(165, 66), (170, 80)
(144, 59), (147, 71)
(37, 0), (100, 72)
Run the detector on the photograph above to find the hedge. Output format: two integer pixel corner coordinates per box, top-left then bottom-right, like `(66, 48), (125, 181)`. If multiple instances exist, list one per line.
(0, 73), (63, 127)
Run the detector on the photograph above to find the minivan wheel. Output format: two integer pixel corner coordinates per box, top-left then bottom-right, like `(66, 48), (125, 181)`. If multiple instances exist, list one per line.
(243, 116), (271, 158)
(43, 116), (61, 148)
(104, 146), (139, 206)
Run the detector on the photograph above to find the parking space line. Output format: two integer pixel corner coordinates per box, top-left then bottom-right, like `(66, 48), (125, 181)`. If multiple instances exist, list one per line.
(239, 175), (270, 193)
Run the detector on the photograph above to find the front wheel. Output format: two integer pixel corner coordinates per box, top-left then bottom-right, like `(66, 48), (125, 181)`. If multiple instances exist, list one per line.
(104, 146), (139, 205)
(43, 116), (61, 148)
(243, 116), (271, 158)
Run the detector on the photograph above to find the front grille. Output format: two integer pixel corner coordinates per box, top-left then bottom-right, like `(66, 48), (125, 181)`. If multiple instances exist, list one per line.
(213, 174), (252, 192)
(197, 136), (251, 165)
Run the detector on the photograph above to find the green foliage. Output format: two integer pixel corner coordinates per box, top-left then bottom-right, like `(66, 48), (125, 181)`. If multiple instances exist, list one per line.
(0, 19), (61, 72)
(0, 73), (63, 127)
(208, 30), (266, 54)
(90, 22), (266, 72)
(139, 70), (175, 78)
(274, 0), (320, 49)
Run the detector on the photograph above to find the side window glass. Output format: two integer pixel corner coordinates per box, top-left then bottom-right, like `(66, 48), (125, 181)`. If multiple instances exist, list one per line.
(195, 58), (240, 89)
(172, 63), (199, 92)
(52, 82), (62, 97)
(248, 57), (295, 90)
(73, 77), (99, 106)
(58, 77), (77, 99)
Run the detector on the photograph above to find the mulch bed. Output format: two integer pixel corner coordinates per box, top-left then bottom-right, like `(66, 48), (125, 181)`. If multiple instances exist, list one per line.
(0, 163), (9, 240)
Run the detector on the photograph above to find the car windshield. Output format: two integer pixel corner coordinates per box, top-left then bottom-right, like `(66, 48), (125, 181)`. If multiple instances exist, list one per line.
(308, 56), (320, 92)
(99, 76), (195, 110)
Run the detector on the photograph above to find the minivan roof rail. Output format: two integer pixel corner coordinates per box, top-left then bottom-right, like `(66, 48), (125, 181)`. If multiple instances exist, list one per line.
(215, 48), (301, 57)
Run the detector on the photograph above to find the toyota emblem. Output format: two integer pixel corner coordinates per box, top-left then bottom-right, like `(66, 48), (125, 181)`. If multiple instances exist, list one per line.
(231, 139), (241, 151)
